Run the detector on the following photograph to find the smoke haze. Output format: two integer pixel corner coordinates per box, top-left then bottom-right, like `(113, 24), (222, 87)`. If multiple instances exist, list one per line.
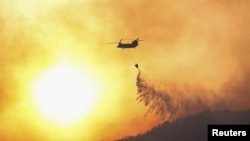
(0, 0), (250, 140)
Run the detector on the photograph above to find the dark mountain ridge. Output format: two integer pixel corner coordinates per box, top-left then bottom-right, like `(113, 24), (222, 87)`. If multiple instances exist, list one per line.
(117, 110), (250, 141)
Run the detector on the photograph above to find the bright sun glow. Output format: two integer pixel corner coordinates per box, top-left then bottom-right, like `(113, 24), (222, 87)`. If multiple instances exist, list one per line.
(32, 63), (98, 125)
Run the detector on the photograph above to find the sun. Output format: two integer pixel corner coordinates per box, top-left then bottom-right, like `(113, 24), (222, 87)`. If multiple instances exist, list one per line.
(32, 63), (98, 125)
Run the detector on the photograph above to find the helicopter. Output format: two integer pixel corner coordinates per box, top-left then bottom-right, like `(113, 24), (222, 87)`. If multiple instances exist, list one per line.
(108, 38), (143, 49)
(108, 38), (143, 69)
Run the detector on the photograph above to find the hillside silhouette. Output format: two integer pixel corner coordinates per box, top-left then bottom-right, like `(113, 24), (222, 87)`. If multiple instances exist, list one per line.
(116, 110), (250, 141)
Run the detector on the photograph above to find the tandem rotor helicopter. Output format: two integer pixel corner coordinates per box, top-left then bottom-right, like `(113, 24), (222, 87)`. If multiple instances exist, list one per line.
(108, 38), (143, 69)
(108, 38), (143, 49)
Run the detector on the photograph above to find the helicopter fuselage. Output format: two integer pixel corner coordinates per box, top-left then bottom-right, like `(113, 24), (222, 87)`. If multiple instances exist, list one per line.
(117, 40), (138, 49)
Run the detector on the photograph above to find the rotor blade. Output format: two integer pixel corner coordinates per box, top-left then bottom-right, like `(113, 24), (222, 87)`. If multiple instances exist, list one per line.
(107, 42), (119, 44)
(121, 39), (135, 40)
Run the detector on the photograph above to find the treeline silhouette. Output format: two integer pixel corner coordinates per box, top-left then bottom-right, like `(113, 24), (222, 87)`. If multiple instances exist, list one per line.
(116, 110), (250, 141)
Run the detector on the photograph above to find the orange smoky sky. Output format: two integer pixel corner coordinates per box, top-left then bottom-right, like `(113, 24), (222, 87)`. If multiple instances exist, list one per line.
(0, 0), (250, 140)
